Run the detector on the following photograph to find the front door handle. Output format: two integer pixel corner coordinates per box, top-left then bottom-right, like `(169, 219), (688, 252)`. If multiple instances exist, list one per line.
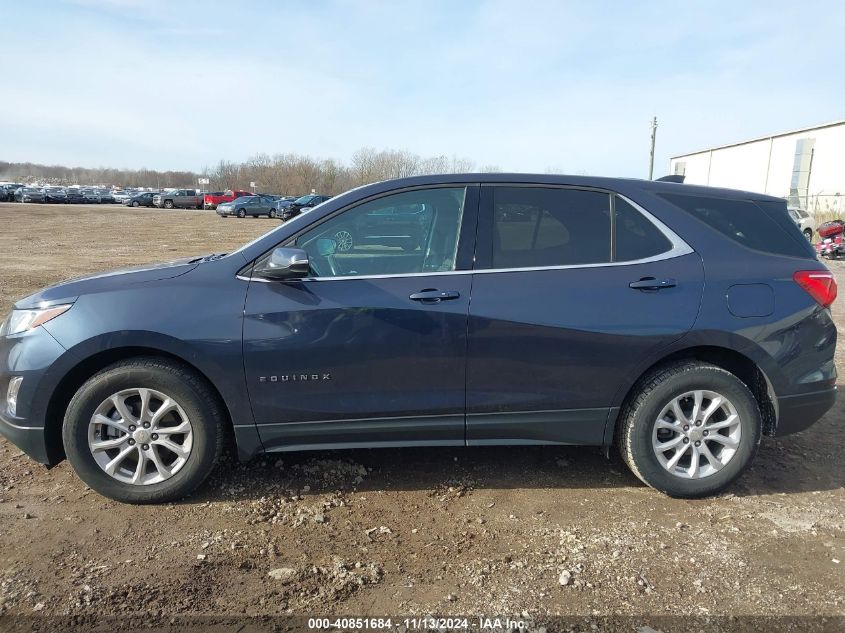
(409, 289), (461, 303)
(629, 277), (677, 291)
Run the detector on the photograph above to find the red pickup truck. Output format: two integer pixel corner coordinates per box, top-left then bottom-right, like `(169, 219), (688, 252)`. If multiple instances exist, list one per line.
(203, 189), (252, 210)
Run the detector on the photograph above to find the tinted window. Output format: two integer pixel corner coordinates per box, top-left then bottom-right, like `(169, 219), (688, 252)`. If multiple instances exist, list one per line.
(614, 197), (672, 261)
(491, 187), (611, 268)
(660, 193), (814, 259)
(293, 187), (466, 277)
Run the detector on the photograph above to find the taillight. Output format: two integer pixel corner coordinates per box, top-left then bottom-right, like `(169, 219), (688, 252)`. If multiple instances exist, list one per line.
(794, 270), (837, 307)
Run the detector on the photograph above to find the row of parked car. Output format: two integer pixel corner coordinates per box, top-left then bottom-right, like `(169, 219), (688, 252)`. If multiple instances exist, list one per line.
(1, 182), (333, 221)
(215, 192), (332, 220)
(134, 188), (332, 220)
(0, 183), (139, 204)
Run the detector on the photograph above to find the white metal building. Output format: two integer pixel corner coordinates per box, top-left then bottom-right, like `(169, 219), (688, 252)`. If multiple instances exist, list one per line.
(669, 120), (845, 215)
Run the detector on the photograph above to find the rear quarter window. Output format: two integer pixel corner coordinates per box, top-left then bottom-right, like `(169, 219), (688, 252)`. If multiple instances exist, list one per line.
(659, 193), (815, 259)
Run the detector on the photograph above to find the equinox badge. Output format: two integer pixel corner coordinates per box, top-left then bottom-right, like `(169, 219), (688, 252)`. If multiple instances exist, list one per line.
(259, 373), (332, 383)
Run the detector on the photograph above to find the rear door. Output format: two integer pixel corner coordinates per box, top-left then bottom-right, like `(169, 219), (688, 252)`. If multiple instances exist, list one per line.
(466, 185), (704, 445)
(243, 185), (478, 451)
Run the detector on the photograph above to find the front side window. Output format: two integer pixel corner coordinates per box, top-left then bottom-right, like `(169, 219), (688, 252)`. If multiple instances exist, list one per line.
(491, 187), (611, 268)
(293, 187), (466, 278)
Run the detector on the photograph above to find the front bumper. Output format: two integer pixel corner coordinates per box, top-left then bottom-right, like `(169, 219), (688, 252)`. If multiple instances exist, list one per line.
(0, 327), (68, 464)
(0, 410), (49, 463)
(774, 387), (837, 436)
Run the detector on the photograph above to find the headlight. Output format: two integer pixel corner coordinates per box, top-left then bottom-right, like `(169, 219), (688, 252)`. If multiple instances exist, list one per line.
(0, 304), (73, 336)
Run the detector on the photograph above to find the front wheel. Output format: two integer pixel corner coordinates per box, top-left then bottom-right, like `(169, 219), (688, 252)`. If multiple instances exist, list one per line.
(269, 209), (277, 218)
(804, 229), (813, 242)
(163, 200), (174, 209)
(62, 358), (225, 504)
(131, 201), (140, 207)
(617, 361), (761, 498)
(237, 209), (246, 218)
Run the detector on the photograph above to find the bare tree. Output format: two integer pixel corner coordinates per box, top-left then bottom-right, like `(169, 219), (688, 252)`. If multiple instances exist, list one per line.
(1, 147), (494, 196)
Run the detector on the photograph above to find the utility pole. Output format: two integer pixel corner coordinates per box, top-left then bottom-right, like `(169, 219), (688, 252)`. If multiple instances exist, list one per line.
(648, 116), (658, 180)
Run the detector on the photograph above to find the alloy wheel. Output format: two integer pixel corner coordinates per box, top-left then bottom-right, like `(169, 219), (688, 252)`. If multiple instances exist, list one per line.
(651, 390), (741, 479)
(87, 388), (193, 485)
(334, 229), (353, 252)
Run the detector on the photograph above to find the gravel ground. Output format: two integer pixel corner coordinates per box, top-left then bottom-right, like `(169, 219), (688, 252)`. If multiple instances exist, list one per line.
(0, 203), (842, 631)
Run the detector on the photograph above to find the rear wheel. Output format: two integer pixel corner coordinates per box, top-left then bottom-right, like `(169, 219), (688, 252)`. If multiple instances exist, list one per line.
(62, 358), (225, 504)
(617, 361), (761, 498)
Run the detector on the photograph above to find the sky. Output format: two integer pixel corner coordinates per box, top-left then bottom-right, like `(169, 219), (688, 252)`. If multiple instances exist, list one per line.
(1, 0), (844, 178)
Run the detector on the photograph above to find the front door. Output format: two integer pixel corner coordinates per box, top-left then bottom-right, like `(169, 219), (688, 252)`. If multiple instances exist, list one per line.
(243, 185), (478, 452)
(466, 185), (704, 445)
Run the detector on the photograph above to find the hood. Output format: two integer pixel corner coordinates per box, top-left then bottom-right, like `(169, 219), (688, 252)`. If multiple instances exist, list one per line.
(14, 257), (202, 309)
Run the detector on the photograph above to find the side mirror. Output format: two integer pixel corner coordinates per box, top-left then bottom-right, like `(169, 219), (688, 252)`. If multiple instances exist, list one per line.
(254, 247), (310, 280)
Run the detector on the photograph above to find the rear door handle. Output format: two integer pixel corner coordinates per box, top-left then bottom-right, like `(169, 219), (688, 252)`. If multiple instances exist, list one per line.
(629, 277), (677, 291)
(409, 289), (461, 303)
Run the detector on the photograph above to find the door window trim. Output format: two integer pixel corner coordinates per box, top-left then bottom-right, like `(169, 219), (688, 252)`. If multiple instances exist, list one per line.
(475, 184), (691, 272)
(240, 184), (480, 281)
(238, 186), (691, 282)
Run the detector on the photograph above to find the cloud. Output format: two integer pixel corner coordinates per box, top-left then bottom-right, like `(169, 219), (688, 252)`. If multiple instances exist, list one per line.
(3, 1), (845, 175)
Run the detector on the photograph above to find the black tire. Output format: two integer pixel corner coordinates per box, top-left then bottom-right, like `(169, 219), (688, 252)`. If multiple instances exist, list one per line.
(237, 208), (246, 218)
(62, 357), (225, 504)
(131, 201), (140, 207)
(804, 229), (813, 242)
(269, 209), (277, 218)
(617, 361), (761, 498)
(163, 200), (174, 209)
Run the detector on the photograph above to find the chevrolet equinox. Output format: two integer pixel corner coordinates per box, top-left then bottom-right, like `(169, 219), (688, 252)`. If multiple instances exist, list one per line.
(0, 174), (837, 503)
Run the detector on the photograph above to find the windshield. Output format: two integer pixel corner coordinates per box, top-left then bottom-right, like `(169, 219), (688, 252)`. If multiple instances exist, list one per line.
(294, 195), (315, 204)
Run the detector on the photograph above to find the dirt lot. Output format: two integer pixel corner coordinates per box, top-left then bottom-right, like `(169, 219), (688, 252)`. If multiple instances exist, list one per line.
(0, 203), (843, 631)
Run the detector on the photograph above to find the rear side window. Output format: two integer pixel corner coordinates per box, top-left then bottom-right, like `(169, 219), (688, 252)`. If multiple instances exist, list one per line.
(660, 193), (815, 259)
(491, 187), (611, 268)
(615, 197), (672, 261)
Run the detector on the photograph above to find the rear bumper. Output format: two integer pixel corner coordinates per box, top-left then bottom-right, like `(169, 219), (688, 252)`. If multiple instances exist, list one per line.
(0, 411), (49, 464)
(774, 387), (837, 436)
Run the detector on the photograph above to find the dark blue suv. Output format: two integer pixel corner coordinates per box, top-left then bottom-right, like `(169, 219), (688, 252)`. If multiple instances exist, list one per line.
(0, 174), (837, 503)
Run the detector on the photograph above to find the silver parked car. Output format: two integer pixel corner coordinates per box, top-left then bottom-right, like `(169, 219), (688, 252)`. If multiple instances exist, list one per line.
(216, 195), (279, 218)
(788, 207), (816, 241)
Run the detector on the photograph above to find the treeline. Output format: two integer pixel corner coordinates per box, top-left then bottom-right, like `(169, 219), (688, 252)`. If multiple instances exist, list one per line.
(203, 148), (495, 196)
(0, 148), (500, 195)
(0, 161), (200, 189)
